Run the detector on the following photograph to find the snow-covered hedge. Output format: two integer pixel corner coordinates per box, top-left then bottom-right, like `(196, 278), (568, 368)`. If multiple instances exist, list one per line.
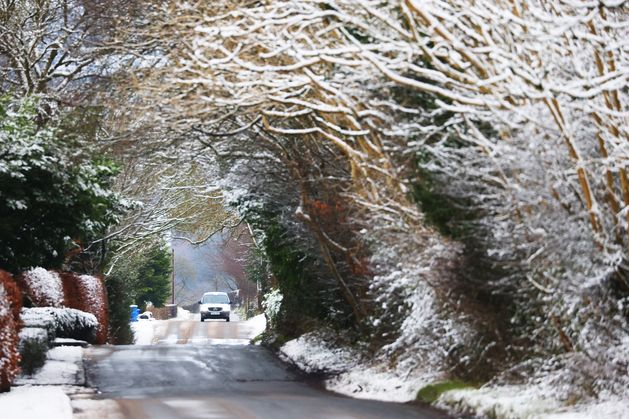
(21, 307), (98, 343)
(77, 274), (108, 343)
(16, 269), (110, 344)
(59, 272), (108, 344)
(0, 270), (21, 392)
(19, 268), (64, 307)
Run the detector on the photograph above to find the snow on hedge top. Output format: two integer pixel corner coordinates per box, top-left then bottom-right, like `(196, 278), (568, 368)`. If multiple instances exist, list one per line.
(77, 275), (104, 313)
(18, 326), (49, 342)
(23, 267), (64, 307)
(21, 307), (97, 335)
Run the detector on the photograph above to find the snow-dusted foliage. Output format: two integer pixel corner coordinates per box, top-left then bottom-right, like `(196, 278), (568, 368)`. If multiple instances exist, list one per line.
(21, 268), (64, 308)
(262, 288), (283, 327)
(0, 98), (128, 272)
(77, 275), (105, 310)
(0, 282), (20, 391)
(115, 0), (628, 414)
(21, 307), (98, 343)
(0, 0), (142, 104)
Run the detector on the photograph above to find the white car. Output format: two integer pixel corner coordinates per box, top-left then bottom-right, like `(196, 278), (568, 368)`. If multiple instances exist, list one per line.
(198, 292), (231, 322)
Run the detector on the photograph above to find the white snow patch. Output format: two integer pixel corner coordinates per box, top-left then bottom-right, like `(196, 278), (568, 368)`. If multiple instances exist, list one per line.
(437, 385), (563, 419)
(175, 306), (193, 320)
(131, 320), (155, 345)
(0, 386), (72, 419)
(545, 399), (629, 419)
(280, 332), (439, 402)
(54, 337), (88, 346)
(47, 346), (83, 362)
(327, 367), (437, 403)
(241, 314), (266, 340)
(280, 333), (358, 375)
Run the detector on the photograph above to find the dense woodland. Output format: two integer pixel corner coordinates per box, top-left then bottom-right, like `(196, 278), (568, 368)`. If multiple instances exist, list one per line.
(1, 0), (628, 409)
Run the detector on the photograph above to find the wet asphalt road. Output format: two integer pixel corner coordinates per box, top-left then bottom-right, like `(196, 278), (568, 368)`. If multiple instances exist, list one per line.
(84, 315), (449, 419)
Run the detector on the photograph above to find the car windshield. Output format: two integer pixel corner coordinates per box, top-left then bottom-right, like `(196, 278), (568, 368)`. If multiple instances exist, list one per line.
(201, 294), (229, 304)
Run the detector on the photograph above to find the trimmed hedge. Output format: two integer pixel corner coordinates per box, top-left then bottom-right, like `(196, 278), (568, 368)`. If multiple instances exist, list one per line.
(0, 270), (22, 392)
(21, 307), (98, 343)
(17, 269), (109, 343)
(1, 268), (110, 390)
(17, 267), (64, 307)
(60, 272), (108, 344)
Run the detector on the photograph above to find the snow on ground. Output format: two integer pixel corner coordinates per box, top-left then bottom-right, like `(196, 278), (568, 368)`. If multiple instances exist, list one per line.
(241, 314), (266, 341)
(326, 367), (437, 403)
(132, 318), (155, 345)
(545, 399), (629, 419)
(176, 306), (193, 320)
(132, 310), (266, 345)
(437, 384), (629, 419)
(437, 385), (562, 419)
(2, 346), (96, 419)
(281, 332), (629, 418)
(0, 386), (73, 419)
(16, 346), (84, 386)
(280, 332), (438, 402)
(280, 332), (358, 375)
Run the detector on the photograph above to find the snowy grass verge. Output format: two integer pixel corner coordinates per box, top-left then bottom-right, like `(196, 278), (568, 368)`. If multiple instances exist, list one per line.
(279, 332), (440, 403)
(281, 332), (629, 418)
(437, 385), (629, 419)
(279, 332), (359, 375)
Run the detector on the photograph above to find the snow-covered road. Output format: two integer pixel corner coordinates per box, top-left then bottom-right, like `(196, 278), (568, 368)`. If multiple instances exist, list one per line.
(83, 315), (448, 418)
(131, 311), (263, 345)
